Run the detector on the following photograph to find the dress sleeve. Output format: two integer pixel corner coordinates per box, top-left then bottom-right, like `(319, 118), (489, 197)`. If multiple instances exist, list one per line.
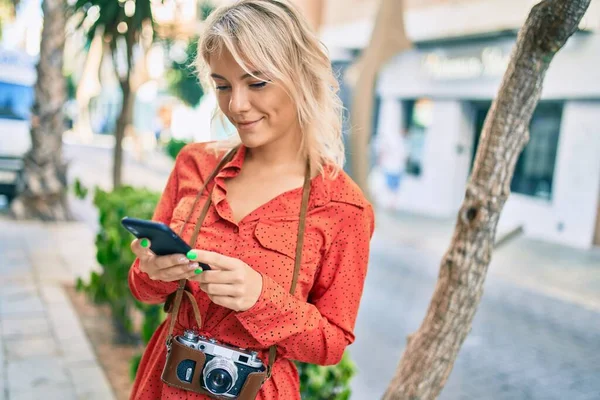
(235, 204), (375, 365)
(128, 153), (182, 304)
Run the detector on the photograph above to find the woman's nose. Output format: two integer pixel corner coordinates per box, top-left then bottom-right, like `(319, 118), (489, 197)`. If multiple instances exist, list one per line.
(229, 88), (251, 114)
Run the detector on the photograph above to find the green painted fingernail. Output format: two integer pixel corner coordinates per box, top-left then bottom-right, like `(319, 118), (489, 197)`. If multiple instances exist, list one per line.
(187, 251), (197, 260)
(194, 268), (202, 274)
(141, 239), (149, 248)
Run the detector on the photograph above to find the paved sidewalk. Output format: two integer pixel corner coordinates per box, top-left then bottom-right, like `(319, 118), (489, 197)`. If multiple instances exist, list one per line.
(375, 209), (600, 312)
(0, 216), (115, 400)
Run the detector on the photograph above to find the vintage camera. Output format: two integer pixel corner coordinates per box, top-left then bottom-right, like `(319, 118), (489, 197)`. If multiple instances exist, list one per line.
(175, 330), (266, 397)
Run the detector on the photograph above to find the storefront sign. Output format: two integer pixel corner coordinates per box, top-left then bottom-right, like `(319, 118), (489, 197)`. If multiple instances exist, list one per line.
(422, 46), (511, 80)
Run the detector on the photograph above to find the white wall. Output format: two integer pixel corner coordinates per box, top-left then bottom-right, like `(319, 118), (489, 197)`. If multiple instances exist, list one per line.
(377, 98), (600, 249)
(499, 101), (600, 249)
(376, 34), (600, 101)
(378, 99), (472, 217)
(320, 0), (600, 49)
(405, 0), (600, 42)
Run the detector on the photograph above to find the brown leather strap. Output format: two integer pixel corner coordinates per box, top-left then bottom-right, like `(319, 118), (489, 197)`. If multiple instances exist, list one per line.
(177, 147), (239, 240)
(268, 346), (278, 378)
(290, 159), (312, 295)
(266, 159), (312, 378)
(183, 290), (203, 328)
(167, 280), (186, 344)
(166, 146), (238, 345)
(166, 288), (203, 342)
(162, 192), (216, 314)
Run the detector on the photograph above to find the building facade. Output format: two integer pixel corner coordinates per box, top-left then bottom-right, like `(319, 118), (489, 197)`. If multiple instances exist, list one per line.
(316, 0), (600, 249)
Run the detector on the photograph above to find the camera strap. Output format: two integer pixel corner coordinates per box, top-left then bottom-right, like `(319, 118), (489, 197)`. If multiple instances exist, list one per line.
(165, 145), (312, 380)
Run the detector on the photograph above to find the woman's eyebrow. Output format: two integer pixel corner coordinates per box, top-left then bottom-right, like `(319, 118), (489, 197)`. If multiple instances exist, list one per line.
(210, 71), (263, 80)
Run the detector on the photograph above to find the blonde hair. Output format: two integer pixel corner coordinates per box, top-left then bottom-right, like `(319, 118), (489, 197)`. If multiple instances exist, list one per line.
(196, 0), (344, 177)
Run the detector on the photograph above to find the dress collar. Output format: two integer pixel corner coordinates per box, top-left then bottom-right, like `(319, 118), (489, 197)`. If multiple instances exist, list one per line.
(213, 144), (330, 207)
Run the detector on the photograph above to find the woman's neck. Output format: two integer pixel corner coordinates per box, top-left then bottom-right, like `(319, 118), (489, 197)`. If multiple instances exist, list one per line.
(244, 132), (306, 175)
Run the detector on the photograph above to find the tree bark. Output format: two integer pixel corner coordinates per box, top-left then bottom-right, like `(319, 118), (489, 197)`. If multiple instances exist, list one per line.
(112, 80), (133, 189)
(111, 31), (135, 189)
(11, 0), (71, 221)
(383, 0), (591, 399)
(347, 0), (411, 200)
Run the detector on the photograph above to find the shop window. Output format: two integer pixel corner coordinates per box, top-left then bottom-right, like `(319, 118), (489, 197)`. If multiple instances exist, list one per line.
(512, 103), (562, 200)
(471, 102), (562, 200)
(403, 98), (433, 176)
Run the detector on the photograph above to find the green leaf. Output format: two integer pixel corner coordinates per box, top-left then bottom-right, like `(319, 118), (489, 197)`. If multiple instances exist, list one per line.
(75, 277), (85, 291)
(130, 353), (143, 381)
(72, 177), (89, 199)
(199, 1), (215, 21)
(76, 185), (161, 363)
(166, 37), (204, 107)
(164, 138), (189, 160)
(296, 354), (357, 400)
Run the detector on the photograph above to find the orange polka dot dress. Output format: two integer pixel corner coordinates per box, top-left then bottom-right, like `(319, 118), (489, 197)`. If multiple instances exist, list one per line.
(128, 142), (375, 399)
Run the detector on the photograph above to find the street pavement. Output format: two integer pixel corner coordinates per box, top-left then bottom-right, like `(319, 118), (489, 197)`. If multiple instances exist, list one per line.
(0, 218), (115, 400)
(350, 235), (600, 400)
(0, 139), (599, 399)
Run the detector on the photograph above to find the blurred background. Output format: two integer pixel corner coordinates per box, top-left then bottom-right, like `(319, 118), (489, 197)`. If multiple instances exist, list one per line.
(0, 0), (599, 399)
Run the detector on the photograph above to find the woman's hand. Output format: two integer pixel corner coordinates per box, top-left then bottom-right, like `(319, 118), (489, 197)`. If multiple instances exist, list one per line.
(188, 250), (263, 312)
(130, 238), (202, 282)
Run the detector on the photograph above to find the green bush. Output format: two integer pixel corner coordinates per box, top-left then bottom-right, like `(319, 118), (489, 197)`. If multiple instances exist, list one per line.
(74, 183), (357, 397)
(297, 353), (356, 400)
(164, 138), (190, 160)
(75, 185), (165, 373)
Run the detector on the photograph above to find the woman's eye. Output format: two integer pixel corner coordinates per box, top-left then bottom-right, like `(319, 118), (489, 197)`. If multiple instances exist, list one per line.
(250, 82), (268, 89)
(215, 85), (231, 91)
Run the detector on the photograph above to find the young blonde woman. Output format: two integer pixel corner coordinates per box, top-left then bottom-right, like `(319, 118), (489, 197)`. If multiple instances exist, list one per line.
(128, 1), (375, 398)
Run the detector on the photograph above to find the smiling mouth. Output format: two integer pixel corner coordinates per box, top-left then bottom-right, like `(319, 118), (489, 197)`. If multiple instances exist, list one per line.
(236, 118), (263, 129)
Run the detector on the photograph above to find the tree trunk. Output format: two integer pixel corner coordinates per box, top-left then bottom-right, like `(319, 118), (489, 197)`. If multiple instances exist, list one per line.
(111, 32), (135, 189)
(382, 1), (591, 399)
(347, 0), (411, 200)
(112, 81), (133, 189)
(295, 0), (325, 31)
(11, 0), (71, 221)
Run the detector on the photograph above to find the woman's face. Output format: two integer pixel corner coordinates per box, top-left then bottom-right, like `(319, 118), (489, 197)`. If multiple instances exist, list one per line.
(209, 48), (300, 149)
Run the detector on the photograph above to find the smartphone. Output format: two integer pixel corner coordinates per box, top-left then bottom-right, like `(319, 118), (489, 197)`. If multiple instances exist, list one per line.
(121, 216), (210, 270)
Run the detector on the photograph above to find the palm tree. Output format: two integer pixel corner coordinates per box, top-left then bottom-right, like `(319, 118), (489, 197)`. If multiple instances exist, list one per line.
(11, 0), (71, 220)
(382, 0), (591, 398)
(73, 0), (155, 188)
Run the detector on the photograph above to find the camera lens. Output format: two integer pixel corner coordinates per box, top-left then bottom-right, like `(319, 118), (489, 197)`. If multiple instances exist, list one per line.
(203, 357), (237, 395)
(206, 369), (232, 393)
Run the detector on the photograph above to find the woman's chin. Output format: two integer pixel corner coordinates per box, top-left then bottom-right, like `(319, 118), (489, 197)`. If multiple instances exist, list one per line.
(237, 133), (268, 149)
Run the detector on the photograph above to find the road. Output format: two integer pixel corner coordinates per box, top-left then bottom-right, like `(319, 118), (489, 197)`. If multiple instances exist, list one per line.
(42, 144), (600, 399)
(351, 237), (600, 400)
